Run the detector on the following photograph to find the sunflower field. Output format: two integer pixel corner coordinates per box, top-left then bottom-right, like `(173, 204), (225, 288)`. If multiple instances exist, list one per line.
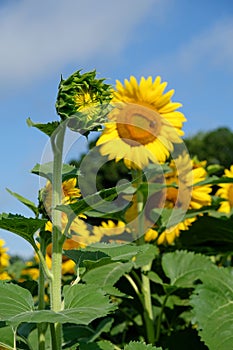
(0, 69), (233, 350)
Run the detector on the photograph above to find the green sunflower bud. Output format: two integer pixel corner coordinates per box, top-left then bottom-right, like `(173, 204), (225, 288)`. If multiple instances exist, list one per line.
(55, 70), (112, 134)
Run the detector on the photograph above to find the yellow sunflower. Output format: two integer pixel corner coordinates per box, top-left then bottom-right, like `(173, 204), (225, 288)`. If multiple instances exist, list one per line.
(216, 165), (233, 213)
(97, 76), (186, 169)
(145, 157), (212, 245)
(0, 239), (11, 280)
(43, 178), (81, 216)
(93, 220), (126, 237)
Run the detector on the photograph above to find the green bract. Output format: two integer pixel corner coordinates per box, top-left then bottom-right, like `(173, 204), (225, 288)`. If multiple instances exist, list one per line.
(56, 70), (112, 133)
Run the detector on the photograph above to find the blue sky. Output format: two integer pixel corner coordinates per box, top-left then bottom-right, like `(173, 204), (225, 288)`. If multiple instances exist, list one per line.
(0, 0), (233, 258)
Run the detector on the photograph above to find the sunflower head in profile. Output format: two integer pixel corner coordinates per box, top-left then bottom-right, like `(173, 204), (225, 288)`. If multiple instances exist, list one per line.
(216, 165), (233, 213)
(97, 76), (186, 169)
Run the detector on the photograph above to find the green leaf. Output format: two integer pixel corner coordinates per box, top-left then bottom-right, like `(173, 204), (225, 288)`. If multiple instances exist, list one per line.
(57, 180), (135, 217)
(0, 213), (46, 249)
(190, 265), (233, 350)
(0, 326), (14, 349)
(82, 261), (133, 291)
(62, 284), (116, 324)
(132, 244), (158, 268)
(147, 271), (163, 285)
(64, 249), (108, 267)
(31, 162), (80, 182)
(0, 282), (115, 326)
(26, 118), (60, 137)
(162, 250), (213, 288)
(85, 242), (148, 262)
(63, 324), (95, 347)
(0, 282), (34, 323)
(6, 188), (39, 216)
(88, 318), (114, 342)
(124, 341), (163, 350)
(194, 175), (233, 186)
(97, 340), (116, 350)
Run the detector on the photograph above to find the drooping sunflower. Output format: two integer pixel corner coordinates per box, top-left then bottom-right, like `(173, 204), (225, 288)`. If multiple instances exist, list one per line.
(97, 76), (186, 169)
(216, 165), (233, 213)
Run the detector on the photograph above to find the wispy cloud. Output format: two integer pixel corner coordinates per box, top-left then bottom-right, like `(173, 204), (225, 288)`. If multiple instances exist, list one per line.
(145, 16), (233, 77)
(0, 0), (157, 89)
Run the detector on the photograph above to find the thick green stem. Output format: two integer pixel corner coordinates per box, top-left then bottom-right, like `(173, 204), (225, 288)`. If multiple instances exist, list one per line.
(132, 169), (155, 344)
(50, 125), (66, 349)
(141, 262), (155, 344)
(38, 235), (48, 350)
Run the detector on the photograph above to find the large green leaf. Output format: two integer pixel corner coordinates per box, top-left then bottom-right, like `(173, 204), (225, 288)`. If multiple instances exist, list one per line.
(124, 341), (163, 349)
(0, 282), (34, 322)
(6, 188), (39, 216)
(177, 215), (233, 254)
(162, 251), (213, 288)
(0, 213), (46, 249)
(190, 265), (233, 350)
(0, 282), (115, 326)
(31, 162), (80, 182)
(26, 118), (60, 137)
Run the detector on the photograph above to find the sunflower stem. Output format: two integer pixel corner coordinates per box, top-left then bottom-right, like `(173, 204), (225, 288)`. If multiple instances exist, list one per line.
(37, 234), (48, 350)
(133, 169), (155, 344)
(50, 124), (66, 349)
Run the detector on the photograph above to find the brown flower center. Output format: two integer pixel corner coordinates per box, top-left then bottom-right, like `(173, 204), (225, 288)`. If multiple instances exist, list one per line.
(116, 104), (162, 146)
(228, 184), (233, 207)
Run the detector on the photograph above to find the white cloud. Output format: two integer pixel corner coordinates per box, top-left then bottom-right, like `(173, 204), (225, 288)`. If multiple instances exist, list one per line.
(144, 16), (233, 77)
(177, 18), (233, 72)
(0, 0), (157, 88)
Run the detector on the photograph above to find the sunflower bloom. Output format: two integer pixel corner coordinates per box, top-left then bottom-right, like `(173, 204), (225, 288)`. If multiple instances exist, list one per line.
(93, 220), (126, 237)
(43, 178), (81, 216)
(216, 165), (233, 213)
(0, 239), (11, 280)
(97, 76), (186, 169)
(147, 157), (212, 245)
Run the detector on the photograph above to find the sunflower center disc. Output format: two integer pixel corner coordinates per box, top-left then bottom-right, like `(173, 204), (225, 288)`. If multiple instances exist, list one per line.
(116, 104), (162, 146)
(228, 184), (233, 207)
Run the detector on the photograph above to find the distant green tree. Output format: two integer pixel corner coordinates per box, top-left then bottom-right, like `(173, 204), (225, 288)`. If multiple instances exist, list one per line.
(184, 127), (233, 168)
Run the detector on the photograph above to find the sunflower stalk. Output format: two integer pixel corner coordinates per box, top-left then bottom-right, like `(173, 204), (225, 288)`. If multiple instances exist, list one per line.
(133, 170), (155, 344)
(37, 234), (48, 350)
(50, 124), (66, 349)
